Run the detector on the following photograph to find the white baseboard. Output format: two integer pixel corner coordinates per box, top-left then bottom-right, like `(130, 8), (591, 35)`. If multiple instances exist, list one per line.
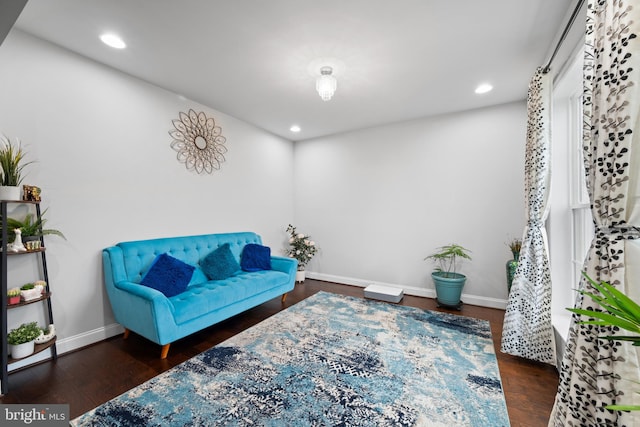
(307, 272), (508, 310)
(56, 323), (125, 355)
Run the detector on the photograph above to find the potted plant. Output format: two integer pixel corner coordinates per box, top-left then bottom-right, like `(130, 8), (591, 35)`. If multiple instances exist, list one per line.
(5, 209), (66, 243)
(424, 243), (472, 309)
(285, 224), (318, 283)
(0, 135), (34, 201)
(20, 282), (44, 301)
(7, 321), (42, 359)
(506, 237), (522, 292)
(7, 287), (21, 305)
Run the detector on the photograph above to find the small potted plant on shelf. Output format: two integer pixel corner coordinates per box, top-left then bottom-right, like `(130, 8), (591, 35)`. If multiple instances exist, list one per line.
(424, 243), (472, 309)
(7, 321), (42, 359)
(7, 287), (21, 305)
(0, 135), (34, 201)
(285, 224), (318, 283)
(5, 210), (66, 244)
(20, 282), (44, 301)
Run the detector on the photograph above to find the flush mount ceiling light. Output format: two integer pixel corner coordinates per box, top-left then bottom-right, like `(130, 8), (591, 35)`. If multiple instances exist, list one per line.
(100, 33), (126, 49)
(316, 66), (337, 101)
(290, 125), (301, 133)
(475, 83), (493, 94)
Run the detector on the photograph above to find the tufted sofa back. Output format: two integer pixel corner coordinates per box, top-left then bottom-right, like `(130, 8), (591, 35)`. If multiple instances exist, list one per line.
(115, 232), (262, 283)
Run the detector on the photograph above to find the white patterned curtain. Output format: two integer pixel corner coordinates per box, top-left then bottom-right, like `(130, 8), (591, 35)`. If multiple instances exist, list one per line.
(549, 1), (640, 426)
(500, 68), (556, 366)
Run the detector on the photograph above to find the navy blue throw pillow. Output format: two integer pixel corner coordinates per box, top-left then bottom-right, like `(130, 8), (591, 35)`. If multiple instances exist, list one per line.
(201, 243), (241, 280)
(140, 253), (195, 297)
(241, 244), (271, 272)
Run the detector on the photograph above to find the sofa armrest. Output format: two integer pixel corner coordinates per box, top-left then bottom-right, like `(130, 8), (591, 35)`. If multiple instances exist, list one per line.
(270, 255), (298, 277)
(103, 248), (176, 344)
(115, 281), (171, 305)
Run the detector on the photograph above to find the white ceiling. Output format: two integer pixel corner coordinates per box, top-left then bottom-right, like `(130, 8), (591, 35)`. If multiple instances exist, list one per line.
(12, 0), (574, 141)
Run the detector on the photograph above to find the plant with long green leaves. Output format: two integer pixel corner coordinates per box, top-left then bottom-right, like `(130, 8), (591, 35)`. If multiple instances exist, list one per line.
(424, 244), (472, 278)
(567, 273), (640, 411)
(5, 209), (66, 242)
(0, 135), (34, 186)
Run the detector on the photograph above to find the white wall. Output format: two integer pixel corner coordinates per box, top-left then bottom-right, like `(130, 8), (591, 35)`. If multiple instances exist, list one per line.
(294, 102), (527, 307)
(0, 30), (295, 358)
(0, 28), (529, 364)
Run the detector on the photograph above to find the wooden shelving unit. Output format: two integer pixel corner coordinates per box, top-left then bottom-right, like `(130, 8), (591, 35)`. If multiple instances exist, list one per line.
(1, 200), (57, 395)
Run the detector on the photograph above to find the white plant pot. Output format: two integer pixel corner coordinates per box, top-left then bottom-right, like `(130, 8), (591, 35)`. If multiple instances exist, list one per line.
(296, 270), (306, 283)
(20, 288), (43, 301)
(9, 340), (35, 359)
(0, 186), (20, 201)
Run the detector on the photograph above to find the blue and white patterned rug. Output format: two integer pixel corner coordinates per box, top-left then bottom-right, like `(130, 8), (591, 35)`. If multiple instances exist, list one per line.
(72, 292), (510, 426)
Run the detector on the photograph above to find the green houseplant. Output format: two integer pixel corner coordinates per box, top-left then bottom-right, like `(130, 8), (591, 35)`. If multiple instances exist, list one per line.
(506, 237), (522, 292)
(7, 287), (21, 305)
(7, 321), (42, 359)
(568, 273), (640, 411)
(0, 135), (34, 201)
(285, 224), (318, 283)
(5, 210), (66, 243)
(425, 243), (472, 309)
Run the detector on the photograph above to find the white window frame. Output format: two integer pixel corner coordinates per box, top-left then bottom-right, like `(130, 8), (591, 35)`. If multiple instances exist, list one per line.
(549, 44), (594, 347)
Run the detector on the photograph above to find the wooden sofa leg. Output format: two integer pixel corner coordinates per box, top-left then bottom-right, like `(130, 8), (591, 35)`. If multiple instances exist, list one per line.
(281, 293), (288, 303)
(160, 344), (171, 359)
(123, 328), (130, 339)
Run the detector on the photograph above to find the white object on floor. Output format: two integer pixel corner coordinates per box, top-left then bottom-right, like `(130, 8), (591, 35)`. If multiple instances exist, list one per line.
(364, 284), (404, 303)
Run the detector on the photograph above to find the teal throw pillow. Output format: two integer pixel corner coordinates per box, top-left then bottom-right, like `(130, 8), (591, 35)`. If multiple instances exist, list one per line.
(201, 243), (241, 280)
(241, 244), (271, 271)
(140, 253), (195, 297)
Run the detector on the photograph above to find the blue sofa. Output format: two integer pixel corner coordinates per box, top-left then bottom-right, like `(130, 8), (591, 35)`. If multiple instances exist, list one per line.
(102, 232), (297, 358)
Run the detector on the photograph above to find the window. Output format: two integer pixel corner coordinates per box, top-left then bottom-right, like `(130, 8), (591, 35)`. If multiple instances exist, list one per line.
(549, 45), (594, 342)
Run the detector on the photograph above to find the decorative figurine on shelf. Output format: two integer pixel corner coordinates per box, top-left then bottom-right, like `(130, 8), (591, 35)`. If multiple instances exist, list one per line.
(22, 185), (41, 202)
(8, 228), (27, 252)
(35, 324), (56, 344)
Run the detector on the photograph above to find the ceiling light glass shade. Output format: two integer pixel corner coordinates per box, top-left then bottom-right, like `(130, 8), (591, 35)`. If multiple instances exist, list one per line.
(316, 66), (337, 101)
(100, 33), (126, 49)
(475, 83), (493, 94)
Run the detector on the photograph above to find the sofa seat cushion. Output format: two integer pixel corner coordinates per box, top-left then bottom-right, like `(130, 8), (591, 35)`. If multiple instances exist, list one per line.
(170, 270), (290, 325)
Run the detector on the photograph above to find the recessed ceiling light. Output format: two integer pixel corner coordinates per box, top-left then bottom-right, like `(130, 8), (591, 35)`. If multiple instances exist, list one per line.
(100, 33), (126, 49)
(475, 83), (493, 94)
(290, 125), (301, 133)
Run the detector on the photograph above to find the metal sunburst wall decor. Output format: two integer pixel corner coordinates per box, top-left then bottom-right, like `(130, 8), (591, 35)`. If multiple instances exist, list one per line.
(169, 109), (227, 174)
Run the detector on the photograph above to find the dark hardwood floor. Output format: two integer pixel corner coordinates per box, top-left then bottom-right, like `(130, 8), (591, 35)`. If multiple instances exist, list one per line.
(1, 280), (559, 426)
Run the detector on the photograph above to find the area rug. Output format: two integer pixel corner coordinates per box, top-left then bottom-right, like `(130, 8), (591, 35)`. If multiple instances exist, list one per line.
(71, 291), (510, 426)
